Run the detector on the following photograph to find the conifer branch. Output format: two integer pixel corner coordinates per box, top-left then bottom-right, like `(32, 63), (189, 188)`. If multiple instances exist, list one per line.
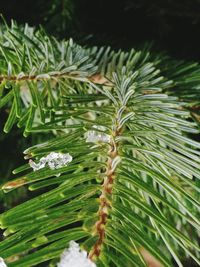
(0, 21), (200, 267)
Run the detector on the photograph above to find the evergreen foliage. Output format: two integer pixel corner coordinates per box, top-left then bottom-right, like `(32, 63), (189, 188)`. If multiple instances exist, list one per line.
(0, 21), (200, 266)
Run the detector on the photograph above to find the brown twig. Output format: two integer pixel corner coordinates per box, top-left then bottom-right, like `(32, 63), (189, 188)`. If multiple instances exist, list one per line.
(0, 72), (112, 86)
(89, 127), (121, 260)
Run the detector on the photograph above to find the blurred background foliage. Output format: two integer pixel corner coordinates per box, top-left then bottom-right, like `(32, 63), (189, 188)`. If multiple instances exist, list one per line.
(0, 1), (200, 265)
(1, 0), (200, 58)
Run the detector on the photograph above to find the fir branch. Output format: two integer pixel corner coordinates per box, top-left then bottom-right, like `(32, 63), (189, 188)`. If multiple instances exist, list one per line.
(0, 21), (200, 267)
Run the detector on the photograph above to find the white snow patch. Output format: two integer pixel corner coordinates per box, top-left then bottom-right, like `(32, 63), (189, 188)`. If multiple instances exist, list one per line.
(29, 152), (72, 172)
(0, 258), (7, 267)
(85, 125), (110, 144)
(57, 241), (96, 267)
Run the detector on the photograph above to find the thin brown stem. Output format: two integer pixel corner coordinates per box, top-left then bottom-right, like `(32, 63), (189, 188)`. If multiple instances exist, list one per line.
(89, 127), (121, 260)
(0, 73), (112, 86)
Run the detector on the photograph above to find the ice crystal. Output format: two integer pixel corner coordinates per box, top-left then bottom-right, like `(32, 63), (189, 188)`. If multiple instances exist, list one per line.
(29, 152), (72, 172)
(85, 125), (111, 143)
(0, 258), (7, 267)
(57, 241), (96, 267)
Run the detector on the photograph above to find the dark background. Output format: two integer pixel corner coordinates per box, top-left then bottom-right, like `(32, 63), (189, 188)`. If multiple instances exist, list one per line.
(0, 1), (200, 266)
(1, 0), (200, 60)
